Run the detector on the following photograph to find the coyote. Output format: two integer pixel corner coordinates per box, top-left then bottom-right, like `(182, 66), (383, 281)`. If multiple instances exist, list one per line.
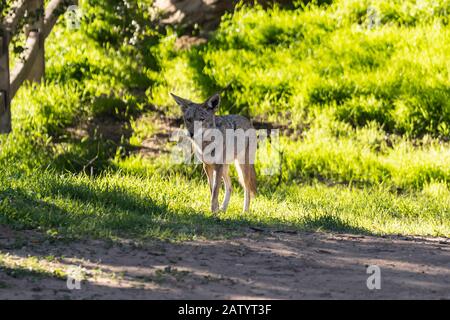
(171, 93), (257, 213)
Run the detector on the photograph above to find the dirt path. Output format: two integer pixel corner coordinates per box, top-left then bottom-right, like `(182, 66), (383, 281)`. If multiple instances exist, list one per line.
(0, 225), (449, 299)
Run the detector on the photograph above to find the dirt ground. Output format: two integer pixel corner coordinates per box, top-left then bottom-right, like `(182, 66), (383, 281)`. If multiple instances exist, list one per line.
(0, 225), (449, 300)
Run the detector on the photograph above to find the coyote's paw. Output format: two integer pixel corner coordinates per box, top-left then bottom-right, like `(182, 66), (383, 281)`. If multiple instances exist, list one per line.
(211, 205), (219, 215)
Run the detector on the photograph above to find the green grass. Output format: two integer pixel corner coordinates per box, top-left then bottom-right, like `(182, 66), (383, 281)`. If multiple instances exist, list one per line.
(0, 167), (448, 240)
(0, 253), (67, 280)
(0, 0), (449, 240)
(152, 0), (450, 137)
(149, 0), (450, 190)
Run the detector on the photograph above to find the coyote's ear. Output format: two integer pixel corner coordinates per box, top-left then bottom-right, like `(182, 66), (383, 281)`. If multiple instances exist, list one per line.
(170, 93), (191, 111)
(205, 93), (221, 112)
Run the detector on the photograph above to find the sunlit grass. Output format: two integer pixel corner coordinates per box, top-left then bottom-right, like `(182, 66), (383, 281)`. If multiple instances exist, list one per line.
(1, 0), (450, 240)
(1, 168), (448, 240)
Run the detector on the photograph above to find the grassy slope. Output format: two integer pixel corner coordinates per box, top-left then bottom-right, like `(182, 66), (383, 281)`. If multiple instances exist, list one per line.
(0, 0), (449, 240)
(151, 0), (450, 190)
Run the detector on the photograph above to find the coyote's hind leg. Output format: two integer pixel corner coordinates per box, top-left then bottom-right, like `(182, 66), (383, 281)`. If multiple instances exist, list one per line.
(235, 162), (257, 212)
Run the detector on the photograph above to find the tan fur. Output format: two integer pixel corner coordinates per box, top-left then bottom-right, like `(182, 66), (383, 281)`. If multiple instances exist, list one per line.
(171, 93), (257, 213)
(238, 163), (257, 197)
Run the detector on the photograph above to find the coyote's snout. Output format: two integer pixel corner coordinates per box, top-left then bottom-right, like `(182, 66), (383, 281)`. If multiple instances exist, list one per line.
(171, 93), (257, 213)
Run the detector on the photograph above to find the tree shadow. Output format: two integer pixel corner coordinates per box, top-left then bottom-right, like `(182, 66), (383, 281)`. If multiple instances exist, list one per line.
(51, 97), (160, 174)
(1, 224), (448, 299)
(0, 170), (372, 242)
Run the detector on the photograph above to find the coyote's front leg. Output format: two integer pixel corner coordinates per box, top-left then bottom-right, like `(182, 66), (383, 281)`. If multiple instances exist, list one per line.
(210, 165), (223, 213)
(203, 163), (214, 194)
(221, 165), (232, 211)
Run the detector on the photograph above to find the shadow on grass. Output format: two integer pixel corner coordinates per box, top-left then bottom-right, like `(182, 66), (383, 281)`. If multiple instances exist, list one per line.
(51, 102), (156, 175)
(301, 215), (368, 234)
(0, 170), (372, 242)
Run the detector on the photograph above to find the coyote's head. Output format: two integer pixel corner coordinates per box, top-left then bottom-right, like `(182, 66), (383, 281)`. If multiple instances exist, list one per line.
(170, 93), (221, 137)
